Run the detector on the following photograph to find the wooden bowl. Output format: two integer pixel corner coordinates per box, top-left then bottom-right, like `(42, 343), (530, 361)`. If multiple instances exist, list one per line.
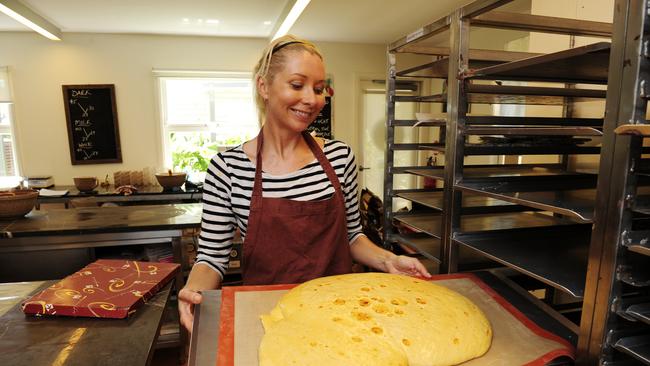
(0, 189), (38, 219)
(155, 172), (186, 189)
(74, 177), (99, 192)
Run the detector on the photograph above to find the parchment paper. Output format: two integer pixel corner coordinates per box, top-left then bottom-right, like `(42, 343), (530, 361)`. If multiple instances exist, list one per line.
(218, 275), (574, 366)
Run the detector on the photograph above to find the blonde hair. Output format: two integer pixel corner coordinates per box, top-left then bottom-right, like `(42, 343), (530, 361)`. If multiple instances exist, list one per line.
(253, 35), (324, 124)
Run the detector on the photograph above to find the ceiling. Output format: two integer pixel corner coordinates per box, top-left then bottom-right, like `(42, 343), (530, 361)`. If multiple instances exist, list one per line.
(0, 0), (474, 44)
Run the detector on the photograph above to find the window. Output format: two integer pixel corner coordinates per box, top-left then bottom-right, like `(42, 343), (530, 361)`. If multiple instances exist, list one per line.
(0, 67), (19, 177)
(156, 71), (259, 178)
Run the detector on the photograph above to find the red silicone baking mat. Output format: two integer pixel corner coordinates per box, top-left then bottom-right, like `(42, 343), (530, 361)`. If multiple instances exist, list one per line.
(216, 273), (574, 366)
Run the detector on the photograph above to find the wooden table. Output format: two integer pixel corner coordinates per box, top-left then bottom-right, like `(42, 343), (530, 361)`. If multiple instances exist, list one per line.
(0, 281), (174, 366)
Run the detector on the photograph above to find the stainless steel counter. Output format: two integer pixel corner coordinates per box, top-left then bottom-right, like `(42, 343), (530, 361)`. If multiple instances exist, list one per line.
(0, 281), (173, 366)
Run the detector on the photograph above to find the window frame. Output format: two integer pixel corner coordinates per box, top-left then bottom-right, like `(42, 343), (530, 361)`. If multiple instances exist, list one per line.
(153, 70), (259, 171)
(0, 66), (21, 177)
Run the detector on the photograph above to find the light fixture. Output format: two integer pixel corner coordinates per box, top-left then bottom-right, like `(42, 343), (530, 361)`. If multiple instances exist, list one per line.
(206, 19), (220, 25)
(271, 0), (310, 40)
(0, 0), (61, 41)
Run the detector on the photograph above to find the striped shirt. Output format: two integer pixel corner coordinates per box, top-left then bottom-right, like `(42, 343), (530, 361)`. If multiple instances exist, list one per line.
(196, 139), (365, 278)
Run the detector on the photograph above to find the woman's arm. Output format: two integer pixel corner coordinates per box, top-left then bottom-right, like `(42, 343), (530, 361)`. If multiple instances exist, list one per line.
(350, 235), (432, 278)
(178, 263), (223, 333)
(179, 153), (237, 333)
(336, 144), (430, 277)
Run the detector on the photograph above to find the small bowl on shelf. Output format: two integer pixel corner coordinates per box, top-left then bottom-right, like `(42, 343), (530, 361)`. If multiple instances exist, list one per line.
(73, 176), (99, 192)
(155, 171), (187, 190)
(0, 189), (38, 219)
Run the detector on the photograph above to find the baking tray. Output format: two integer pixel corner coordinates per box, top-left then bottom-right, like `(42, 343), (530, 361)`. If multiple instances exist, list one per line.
(193, 273), (575, 366)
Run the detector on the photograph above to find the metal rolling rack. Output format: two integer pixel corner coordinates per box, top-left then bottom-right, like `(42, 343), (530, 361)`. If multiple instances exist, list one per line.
(446, 0), (611, 360)
(576, 0), (650, 364)
(382, 0), (562, 271)
(385, 0), (611, 279)
(382, 0), (650, 363)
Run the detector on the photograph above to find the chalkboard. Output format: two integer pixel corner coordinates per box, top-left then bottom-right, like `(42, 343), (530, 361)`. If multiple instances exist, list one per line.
(307, 96), (332, 139)
(63, 84), (122, 164)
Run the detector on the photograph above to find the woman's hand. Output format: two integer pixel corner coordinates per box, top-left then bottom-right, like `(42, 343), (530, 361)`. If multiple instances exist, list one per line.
(350, 236), (433, 279)
(384, 255), (432, 278)
(178, 287), (203, 334)
(178, 263), (222, 333)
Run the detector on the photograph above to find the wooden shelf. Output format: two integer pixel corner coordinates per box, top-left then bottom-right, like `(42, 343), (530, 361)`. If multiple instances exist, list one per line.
(454, 224), (592, 298)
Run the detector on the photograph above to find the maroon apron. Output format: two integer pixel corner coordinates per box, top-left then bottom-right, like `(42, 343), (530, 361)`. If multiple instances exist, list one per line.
(241, 130), (353, 285)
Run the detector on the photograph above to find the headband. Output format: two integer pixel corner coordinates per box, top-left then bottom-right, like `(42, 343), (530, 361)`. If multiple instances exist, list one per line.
(272, 40), (302, 53)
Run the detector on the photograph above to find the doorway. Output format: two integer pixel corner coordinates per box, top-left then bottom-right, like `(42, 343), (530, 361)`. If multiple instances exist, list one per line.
(358, 80), (418, 211)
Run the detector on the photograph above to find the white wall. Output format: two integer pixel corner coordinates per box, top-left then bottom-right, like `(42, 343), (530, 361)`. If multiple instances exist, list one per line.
(0, 32), (386, 184)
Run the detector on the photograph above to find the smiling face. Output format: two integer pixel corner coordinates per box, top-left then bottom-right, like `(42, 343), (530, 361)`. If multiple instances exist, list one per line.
(257, 50), (326, 133)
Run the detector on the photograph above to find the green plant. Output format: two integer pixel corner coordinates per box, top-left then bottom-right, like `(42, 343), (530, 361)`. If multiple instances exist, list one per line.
(170, 133), (245, 173)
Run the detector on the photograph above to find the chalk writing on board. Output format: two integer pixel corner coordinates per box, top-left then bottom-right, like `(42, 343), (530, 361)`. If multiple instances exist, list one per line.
(63, 84), (122, 165)
(307, 96), (332, 139)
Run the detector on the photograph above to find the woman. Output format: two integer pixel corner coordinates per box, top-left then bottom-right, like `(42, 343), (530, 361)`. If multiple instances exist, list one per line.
(179, 35), (431, 332)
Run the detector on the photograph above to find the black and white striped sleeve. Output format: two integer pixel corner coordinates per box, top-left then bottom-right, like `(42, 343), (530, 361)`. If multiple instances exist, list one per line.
(195, 153), (237, 278)
(341, 145), (365, 244)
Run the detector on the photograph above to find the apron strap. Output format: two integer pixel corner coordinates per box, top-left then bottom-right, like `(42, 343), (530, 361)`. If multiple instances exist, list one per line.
(301, 131), (344, 195)
(252, 131), (265, 200)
